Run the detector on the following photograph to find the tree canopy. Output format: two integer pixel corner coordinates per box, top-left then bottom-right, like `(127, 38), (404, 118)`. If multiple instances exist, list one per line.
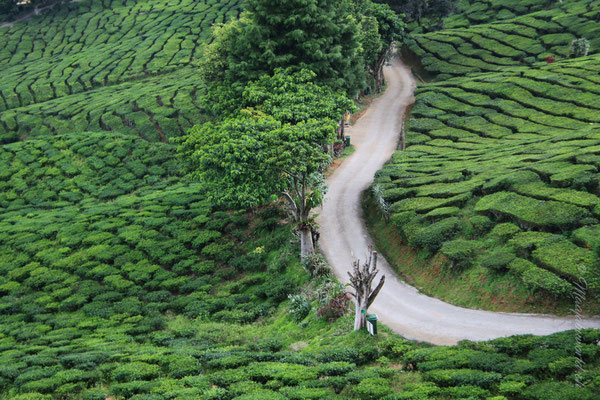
(199, 0), (403, 106)
(179, 69), (353, 256)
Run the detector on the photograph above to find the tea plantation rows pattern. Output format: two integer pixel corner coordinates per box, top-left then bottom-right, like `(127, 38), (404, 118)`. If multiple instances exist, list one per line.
(0, 132), (299, 346)
(0, 67), (205, 144)
(375, 53), (600, 297)
(0, 0), (241, 143)
(406, 0), (600, 78)
(445, 0), (595, 29)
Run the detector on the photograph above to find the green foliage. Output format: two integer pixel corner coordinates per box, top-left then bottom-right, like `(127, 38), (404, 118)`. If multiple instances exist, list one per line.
(440, 239), (481, 269)
(479, 247), (516, 272)
(288, 294), (311, 322)
(303, 253), (331, 277)
(203, 0), (368, 96)
(408, 217), (460, 252)
(354, 377), (393, 399)
(408, 0), (600, 77)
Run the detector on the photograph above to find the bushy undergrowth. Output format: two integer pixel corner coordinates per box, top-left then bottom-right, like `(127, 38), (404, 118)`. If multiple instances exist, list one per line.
(375, 52), (600, 299)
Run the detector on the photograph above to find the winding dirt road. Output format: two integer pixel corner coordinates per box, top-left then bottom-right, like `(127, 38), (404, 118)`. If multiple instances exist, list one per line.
(316, 53), (600, 345)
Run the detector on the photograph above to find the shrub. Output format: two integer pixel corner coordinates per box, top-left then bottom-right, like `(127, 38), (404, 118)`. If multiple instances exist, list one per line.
(288, 294), (311, 322)
(232, 389), (286, 400)
(499, 380), (526, 396)
(440, 239), (481, 269)
(569, 38), (590, 57)
(522, 381), (596, 400)
(474, 191), (590, 230)
(317, 361), (355, 377)
(246, 362), (318, 385)
(479, 246), (516, 271)
(168, 355), (198, 378)
(279, 386), (336, 399)
(489, 223), (521, 242)
(202, 387), (230, 400)
(302, 253), (331, 277)
(465, 215), (493, 237)
(317, 293), (349, 322)
(354, 377), (393, 400)
(423, 368), (502, 388)
(520, 265), (573, 297)
(112, 362), (161, 382)
(531, 240), (595, 281)
(408, 217), (460, 252)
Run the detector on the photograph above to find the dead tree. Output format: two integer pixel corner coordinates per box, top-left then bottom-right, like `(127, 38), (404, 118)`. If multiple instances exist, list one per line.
(347, 247), (386, 331)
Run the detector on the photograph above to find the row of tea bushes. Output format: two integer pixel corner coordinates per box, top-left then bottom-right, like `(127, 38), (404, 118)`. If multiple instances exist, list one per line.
(0, 0), (241, 111)
(374, 55), (600, 297)
(405, 0), (600, 79)
(0, 67), (205, 144)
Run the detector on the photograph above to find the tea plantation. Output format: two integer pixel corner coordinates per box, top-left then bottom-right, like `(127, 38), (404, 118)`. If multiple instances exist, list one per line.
(0, 0), (242, 143)
(1, 134), (594, 399)
(374, 0), (600, 306)
(405, 0), (600, 78)
(1, 0), (599, 398)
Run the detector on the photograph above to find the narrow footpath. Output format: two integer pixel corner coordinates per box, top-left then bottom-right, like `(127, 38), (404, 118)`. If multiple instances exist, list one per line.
(316, 53), (600, 345)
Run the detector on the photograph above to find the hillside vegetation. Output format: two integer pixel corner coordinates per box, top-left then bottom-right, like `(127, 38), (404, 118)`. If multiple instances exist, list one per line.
(0, 0), (599, 398)
(406, 0), (599, 78)
(373, 0), (600, 308)
(0, 0), (242, 143)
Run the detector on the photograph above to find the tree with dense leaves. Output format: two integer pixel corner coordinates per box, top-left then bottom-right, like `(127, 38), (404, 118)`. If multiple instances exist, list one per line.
(177, 111), (334, 257)
(180, 70), (352, 257)
(354, 0), (404, 92)
(241, 69), (355, 125)
(199, 0), (366, 107)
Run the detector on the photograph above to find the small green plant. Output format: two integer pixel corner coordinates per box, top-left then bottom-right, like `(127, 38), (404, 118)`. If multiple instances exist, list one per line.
(302, 253), (331, 277)
(288, 294), (311, 322)
(569, 38), (590, 58)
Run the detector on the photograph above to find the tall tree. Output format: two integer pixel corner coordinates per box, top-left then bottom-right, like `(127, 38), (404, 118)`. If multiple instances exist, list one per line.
(180, 70), (351, 257)
(176, 112), (334, 257)
(355, 1), (404, 92)
(200, 0), (366, 101)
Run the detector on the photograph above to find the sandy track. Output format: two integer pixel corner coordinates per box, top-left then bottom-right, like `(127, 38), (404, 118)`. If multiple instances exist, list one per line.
(316, 53), (600, 345)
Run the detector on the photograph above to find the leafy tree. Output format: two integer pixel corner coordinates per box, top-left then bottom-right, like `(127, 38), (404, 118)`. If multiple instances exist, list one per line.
(200, 0), (366, 104)
(373, 0), (456, 26)
(242, 69), (355, 125)
(354, 1), (404, 92)
(176, 111), (334, 257)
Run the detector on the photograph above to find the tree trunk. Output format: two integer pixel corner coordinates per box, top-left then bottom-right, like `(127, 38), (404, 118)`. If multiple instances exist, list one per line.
(400, 120), (406, 151)
(353, 295), (368, 330)
(348, 248), (385, 331)
(300, 228), (314, 257)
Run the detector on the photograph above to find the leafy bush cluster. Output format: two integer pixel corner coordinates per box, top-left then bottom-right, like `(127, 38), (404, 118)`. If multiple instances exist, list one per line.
(0, 129), (307, 398)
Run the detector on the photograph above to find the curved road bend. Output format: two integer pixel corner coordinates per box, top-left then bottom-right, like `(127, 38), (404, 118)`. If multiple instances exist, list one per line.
(316, 53), (600, 345)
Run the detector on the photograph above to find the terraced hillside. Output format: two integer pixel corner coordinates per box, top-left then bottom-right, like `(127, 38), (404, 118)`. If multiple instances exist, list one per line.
(374, 0), (600, 307)
(0, 0), (242, 143)
(445, 0), (596, 29)
(405, 0), (600, 79)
